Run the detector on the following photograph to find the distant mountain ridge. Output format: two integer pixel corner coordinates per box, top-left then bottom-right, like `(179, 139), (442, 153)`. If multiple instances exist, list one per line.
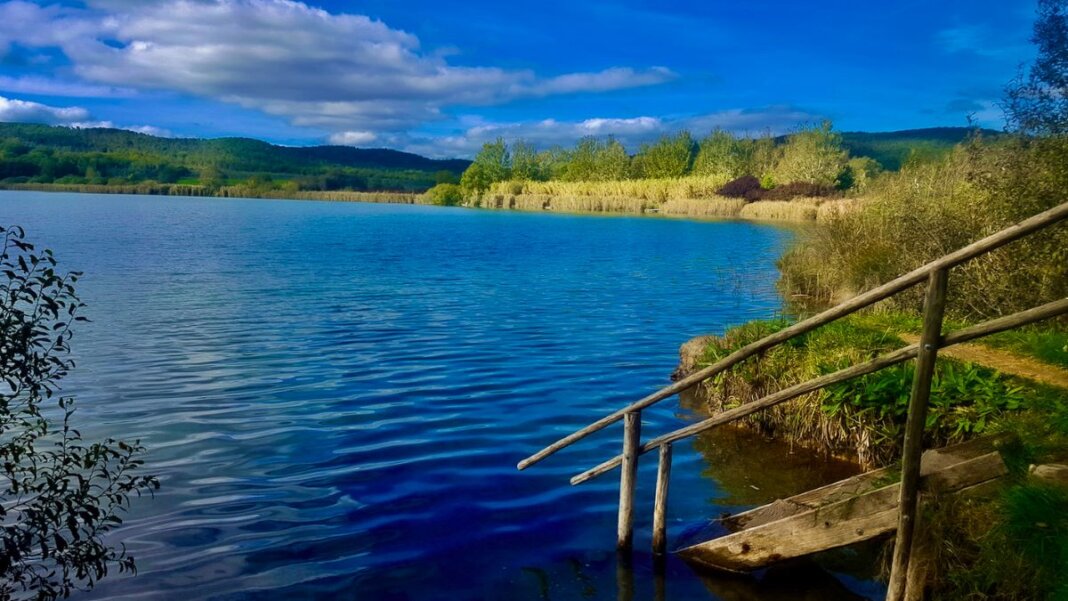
(0, 122), (471, 172)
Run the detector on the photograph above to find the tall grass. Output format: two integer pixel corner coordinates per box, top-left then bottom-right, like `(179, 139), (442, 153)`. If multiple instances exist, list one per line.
(738, 199), (820, 222)
(778, 137), (1068, 320)
(0, 182), (422, 205)
(488, 174), (733, 202)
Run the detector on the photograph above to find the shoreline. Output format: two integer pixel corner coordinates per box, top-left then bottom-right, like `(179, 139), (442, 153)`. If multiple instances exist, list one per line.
(1, 183), (854, 225)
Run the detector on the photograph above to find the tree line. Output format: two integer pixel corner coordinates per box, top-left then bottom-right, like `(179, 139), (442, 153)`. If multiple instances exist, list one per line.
(456, 122), (888, 200)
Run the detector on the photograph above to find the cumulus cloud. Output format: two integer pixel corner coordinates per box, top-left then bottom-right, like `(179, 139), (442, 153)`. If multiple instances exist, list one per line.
(0, 94), (90, 123)
(0, 94), (169, 135)
(398, 106), (821, 158)
(0, 0), (676, 134)
(328, 130), (378, 146)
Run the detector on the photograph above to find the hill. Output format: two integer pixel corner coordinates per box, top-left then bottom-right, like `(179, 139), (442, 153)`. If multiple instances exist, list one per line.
(0, 122), (470, 192)
(839, 127), (1001, 170)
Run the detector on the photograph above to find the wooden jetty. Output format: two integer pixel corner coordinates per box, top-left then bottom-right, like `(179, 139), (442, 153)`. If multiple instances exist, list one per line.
(517, 201), (1068, 601)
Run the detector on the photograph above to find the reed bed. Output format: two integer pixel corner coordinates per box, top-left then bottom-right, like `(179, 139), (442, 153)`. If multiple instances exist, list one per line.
(659, 197), (747, 218)
(489, 174), (733, 202)
(478, 193), (655, 213)
(0, 182), (422, 205)
(218, 188), (421, 204)
(0, 182), (209, 196)
(738, 199), (821, 222)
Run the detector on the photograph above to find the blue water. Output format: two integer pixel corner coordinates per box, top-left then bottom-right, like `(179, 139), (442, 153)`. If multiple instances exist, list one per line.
(0, 192), (877, 600)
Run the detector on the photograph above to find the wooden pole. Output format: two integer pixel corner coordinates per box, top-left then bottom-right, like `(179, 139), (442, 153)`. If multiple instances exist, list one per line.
(617, 411), (641, 551)
(887, 268), (948, 601)
(652, 443), (673, 555)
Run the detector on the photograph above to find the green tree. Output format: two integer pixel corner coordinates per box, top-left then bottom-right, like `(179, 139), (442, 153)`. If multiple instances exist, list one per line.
(1005, 0), (1068, 134)
(692, 129), (745, 178)
(510, 140), (542, 181)
(471, 138), (511, 183)
(771, 121), (848, 187)
(1, 226), (158, 599)
(633, 132), (695, 178)
(563, 137), (599, 181)
(593, 138), (631, 180)
(460, 162), (492, 195)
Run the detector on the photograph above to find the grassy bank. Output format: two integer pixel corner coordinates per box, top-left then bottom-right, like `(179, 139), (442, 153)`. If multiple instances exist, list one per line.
(680, 312), (1068, 599)
(0, 182), (423, 204)
(471, 191), (854, 222)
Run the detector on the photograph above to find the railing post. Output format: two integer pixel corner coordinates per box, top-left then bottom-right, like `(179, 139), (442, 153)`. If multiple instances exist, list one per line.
(617, 411), (641, 552)
(652, 443), (672, 555)
(887, 268), (948, 601)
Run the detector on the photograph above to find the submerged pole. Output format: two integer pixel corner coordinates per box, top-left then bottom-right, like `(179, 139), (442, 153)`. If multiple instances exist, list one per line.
(652, 443), (672, 555)
(617, 411), (641, 551)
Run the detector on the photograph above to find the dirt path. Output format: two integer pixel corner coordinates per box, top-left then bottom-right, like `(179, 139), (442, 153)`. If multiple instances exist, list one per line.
(900, 333), (1068, 389)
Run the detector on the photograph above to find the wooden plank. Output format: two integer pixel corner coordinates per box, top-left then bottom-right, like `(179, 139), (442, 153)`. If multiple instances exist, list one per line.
(519, 202), (1068, 471)
(888, 268), (949, 601)
(724, 436), (1002, 532)
(652, 443), (672, 555)
(617, 411), (641, 551)
(678, 452), (1007, 573)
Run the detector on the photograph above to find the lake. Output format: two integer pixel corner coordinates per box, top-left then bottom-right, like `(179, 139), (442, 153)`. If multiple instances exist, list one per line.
(0, 192), (880, 600)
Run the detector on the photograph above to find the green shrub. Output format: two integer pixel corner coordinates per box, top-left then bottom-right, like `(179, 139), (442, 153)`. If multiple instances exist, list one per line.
(424, 182), (464, 206)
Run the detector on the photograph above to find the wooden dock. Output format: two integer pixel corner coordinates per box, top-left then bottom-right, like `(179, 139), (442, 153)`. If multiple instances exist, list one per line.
(678, 438), (1008, 573)
(517, 202), (1068, 601)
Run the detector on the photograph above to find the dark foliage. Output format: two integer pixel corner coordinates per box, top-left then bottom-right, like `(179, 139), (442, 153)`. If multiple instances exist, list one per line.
(717, 175), (763, 199)
(1, 225), (158, 600)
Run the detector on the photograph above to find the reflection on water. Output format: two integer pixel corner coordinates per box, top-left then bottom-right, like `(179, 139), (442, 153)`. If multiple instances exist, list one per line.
(0, 192), (880, 600)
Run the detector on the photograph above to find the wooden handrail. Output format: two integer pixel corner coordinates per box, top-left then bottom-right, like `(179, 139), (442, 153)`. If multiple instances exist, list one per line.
(568, 296), (1068, 485)
(517, 201), (1068, 471)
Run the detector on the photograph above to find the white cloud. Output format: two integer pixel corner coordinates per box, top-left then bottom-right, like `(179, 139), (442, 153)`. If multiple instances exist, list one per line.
(0, 95), (90, 123)
(0, 94), (170, 135)
(328, 130), (378, 146)
(398, 106), (821, 158)
(0, 0), (676, 134)
(0, 75), (136, 98)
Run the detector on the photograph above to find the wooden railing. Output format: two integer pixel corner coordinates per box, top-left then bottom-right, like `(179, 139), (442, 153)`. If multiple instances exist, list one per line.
(517, 201), (1068, 601)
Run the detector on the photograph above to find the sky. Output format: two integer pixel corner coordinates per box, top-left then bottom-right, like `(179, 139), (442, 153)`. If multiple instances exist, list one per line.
(0, 0), (1041, 157)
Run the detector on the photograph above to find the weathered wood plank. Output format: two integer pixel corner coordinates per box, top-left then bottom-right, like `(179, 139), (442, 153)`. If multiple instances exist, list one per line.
(678, 452), (1007, 573)
(723, 436), (1003, 532)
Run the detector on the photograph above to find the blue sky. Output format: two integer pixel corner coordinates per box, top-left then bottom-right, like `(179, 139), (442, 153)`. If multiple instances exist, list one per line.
(0, 0), (1039, 157)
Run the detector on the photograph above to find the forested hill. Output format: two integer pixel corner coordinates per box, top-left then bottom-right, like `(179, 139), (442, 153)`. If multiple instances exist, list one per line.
(0, 122), (471, 192)
(839, 127), (1002, 170)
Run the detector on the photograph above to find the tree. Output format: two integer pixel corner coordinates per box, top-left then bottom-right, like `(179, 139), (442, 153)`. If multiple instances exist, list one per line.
(1, 226), (158, 600)
(633, 132), (695, 178)
(509, 140), (542, 181)
(692, 129), (745, 179)
(471, 138), (511, 183)
(770, 121), (848, 187)
(593, 138), (631, 180)
(562, 137), (599, 181)
(1005, 0), (1068, 134)
(459, 162), (492, 195)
